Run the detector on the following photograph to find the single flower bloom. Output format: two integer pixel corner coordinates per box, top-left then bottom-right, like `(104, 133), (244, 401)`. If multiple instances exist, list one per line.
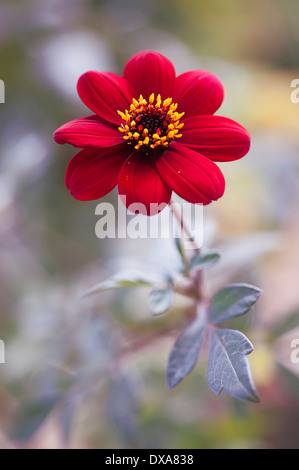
(54, 51), (250, 215)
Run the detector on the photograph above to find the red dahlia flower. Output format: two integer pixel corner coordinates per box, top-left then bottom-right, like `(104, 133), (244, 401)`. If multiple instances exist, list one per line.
(54, 51), (250, 215)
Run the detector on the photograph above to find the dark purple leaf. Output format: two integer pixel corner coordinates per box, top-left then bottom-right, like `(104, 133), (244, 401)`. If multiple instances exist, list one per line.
(167, 311), (207, 388)
(12, 394), (60, 440)
(107, 374), (139, 442)
(209, 283), (262, 324)
(207, 328), (259, 402)
(189, 250), (221, 271)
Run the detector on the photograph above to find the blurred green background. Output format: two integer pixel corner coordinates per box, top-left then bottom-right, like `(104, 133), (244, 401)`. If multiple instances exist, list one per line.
(1, 0), (299, 449)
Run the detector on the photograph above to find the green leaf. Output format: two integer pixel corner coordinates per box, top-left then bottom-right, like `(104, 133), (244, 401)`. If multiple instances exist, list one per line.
(207, 328), (259, 403)
(209, 283), (262, 324)
(149, 284), (174, 315)
(12, 394), (60, 440)
(189, 250), (221, 271)
(174, 236), (185, 265)
(83, 269), (155, 297)
(278, 364), (299, 399)
(270, 309), (299, 340)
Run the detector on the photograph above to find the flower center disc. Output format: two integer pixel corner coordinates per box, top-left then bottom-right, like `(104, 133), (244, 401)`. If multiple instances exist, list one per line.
(118, 93), (184, 152)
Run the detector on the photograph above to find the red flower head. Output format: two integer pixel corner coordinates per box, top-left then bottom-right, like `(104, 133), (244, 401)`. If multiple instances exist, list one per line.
(54, 51), (250, 215)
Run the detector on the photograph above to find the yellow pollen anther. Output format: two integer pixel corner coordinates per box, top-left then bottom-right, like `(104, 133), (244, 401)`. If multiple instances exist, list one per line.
(135, 140), (143, 149)
(117, 110), (126, 120)
(163, 98), (172, 108)
(117, 93), (184, 151)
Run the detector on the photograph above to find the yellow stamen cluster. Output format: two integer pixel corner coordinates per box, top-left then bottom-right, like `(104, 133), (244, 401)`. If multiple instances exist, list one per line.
(118, 93), (184, 151)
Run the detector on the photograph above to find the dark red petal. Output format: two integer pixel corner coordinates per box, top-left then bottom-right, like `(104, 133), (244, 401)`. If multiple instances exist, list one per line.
(54, 115), (124, 148)
(180, 115), (251, 162)
(173, 70), (224, 117)
(77, 72), (134, 125)
(66, 144), (131, 201)
(123, 51), (176, 101)
(155, 143), (225, 205)
(118, 151), (172, 215)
